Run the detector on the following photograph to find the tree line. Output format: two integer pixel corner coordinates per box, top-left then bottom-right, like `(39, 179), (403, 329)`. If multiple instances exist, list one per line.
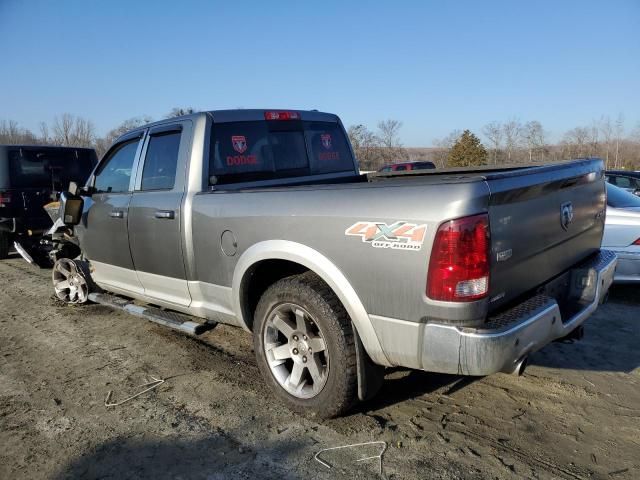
(2, 109), (639, 171)
(0, 107), (195, 158)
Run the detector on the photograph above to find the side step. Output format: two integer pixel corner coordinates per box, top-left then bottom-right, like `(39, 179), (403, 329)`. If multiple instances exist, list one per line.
(88, 292), (217, 336)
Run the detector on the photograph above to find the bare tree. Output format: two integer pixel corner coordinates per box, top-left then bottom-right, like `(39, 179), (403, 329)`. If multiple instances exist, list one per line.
(376, 119), (407, 164)
(53, 113), (74, 145)
(51, 113), (96, 147)
(347, 124), (381, 170)
(522, 121), (545, 162)
(94, 116), (153, 157)
(588, 120), (600, 158)
(39, 122), (50, 144)
(599, 116), (613, 168)
(74, 117), (96, 147)
(166, 107), (196, 118)
(614, 113), (624, 168)
(503, 118), (522, 163)
(562, 127), (590, 158)
(482, 121), (502, 164)
(0, 120), (38, 144)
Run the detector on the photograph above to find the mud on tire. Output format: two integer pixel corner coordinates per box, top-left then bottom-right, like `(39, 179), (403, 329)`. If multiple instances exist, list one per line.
(253, 272), (358, 419)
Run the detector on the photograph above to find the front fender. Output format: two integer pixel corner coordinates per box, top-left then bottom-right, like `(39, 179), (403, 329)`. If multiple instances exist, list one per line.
(232, 240), (391, 367)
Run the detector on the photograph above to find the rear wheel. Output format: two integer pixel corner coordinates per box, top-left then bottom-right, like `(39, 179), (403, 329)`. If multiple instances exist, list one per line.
(52, 258), (91, 304)
(0, 231), (10, 259)
(253, 272), (358, 418)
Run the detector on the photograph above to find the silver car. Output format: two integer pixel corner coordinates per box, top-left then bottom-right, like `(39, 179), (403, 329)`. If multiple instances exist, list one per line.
(604, 183), (640, 282)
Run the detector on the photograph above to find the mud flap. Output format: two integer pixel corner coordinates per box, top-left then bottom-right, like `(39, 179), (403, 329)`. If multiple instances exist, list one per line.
(353, 325), (385, 401)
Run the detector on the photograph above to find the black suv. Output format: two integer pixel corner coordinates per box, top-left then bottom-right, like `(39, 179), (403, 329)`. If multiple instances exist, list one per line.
(0, 145), (97, 261)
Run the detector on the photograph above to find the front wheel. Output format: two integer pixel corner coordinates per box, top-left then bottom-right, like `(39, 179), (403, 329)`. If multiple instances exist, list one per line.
(253, 272), (358, 418)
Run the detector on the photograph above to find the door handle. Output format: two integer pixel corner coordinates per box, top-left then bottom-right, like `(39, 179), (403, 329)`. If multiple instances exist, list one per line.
(154, 210), (175, 220)
(109, 210), (124, 219)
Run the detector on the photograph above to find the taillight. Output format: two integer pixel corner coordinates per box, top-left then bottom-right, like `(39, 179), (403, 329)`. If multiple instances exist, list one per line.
(0, 192), (10, 207)
(427, 213), (490, 302)
(264, 110), (300, 121)
(632, 238), (640, 246)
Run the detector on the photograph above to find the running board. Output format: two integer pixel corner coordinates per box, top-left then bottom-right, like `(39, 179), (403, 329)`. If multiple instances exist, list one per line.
(88, 292), (217, 336)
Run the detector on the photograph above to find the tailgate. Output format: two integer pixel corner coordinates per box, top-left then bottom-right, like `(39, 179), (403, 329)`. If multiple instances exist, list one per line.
(487, 159), (605, 312)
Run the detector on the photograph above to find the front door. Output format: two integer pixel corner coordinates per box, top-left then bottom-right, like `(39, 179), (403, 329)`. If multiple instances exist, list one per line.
(81, 134), (145, 295)
(127, 123), (191, 307)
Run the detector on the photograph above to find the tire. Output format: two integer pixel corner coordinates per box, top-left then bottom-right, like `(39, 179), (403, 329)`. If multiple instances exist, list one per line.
(253, 272), (358, 419)
(0, 231), (10, 259)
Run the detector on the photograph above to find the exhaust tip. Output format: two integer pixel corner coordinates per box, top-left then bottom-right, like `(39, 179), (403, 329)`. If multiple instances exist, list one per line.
(508, 356), (529, 376)
(517, 356), (528, 376)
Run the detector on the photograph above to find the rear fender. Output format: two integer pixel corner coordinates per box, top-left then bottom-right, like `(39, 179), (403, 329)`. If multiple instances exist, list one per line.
(232, 240), (391, 367)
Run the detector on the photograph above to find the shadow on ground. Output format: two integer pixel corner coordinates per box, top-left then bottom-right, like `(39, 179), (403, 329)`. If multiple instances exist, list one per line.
(53, 433), (306, 480)
(529, 284), (639, 373)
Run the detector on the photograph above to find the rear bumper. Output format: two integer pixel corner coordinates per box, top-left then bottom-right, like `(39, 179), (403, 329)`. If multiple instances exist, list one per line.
(419, 250), (617, 376)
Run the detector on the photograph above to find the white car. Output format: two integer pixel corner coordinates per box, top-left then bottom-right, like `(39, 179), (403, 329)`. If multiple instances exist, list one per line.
(604, 183), (640, 282)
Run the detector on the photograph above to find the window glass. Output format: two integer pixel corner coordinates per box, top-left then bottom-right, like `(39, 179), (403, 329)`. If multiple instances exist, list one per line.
(615, 176), (632, 188)
(209, 120), (354, 185)
(141, 131), (181, 190)
(606, 183), (640, 208)
(394, 165), (407, 171)
(8, 148), (96, 189)
(94, 139), (139, 193)
(305, 122), (355, 175)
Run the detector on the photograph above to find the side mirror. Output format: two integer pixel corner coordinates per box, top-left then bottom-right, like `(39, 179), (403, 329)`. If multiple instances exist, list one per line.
(59, 191), (84, 226)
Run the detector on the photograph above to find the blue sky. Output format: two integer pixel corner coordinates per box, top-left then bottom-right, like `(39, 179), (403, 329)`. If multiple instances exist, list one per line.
(1, 0), (638, 146)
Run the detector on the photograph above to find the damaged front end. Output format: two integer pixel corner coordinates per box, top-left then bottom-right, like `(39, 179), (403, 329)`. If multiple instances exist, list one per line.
(14, 200), (81, 268)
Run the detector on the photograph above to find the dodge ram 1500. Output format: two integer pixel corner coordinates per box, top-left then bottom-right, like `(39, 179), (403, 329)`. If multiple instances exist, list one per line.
(51, 109), (616, 418)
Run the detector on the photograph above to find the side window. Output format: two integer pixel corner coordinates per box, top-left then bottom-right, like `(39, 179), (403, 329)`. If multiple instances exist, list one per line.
(616, 176), (631, 188)
(141, 130), (181, 191)
(395, 165), (407, 171)
(94, 139), (140, 193)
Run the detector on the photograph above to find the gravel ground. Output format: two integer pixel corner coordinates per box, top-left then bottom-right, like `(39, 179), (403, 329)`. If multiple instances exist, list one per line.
(0, 255), (638, 479)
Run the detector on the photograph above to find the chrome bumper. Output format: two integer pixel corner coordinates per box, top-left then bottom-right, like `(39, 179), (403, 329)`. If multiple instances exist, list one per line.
(420, 250), (617, 376)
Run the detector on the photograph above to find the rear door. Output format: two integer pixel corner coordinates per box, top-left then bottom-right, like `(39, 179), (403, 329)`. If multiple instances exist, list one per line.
(127, 122), (191, 306)
(82, 133), (145, 295)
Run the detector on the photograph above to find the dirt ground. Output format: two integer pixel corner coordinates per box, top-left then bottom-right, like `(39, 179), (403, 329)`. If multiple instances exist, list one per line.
(0, 255), (638, 480)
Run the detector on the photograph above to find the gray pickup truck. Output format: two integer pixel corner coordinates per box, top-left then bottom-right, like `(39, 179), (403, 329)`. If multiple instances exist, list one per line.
(51, 109), (616, 418)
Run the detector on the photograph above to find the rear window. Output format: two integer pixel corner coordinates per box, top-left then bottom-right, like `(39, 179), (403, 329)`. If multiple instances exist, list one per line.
(209, 120), (354, 185)
(606, 183), (640, 208)
(8, 148), (96, 190)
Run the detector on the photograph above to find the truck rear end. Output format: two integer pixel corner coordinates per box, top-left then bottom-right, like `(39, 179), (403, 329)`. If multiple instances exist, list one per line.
(409, 159), (615, 376)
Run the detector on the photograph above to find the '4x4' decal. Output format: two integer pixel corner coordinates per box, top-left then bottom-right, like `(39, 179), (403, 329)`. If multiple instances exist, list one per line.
(345, 221), (427, 251)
